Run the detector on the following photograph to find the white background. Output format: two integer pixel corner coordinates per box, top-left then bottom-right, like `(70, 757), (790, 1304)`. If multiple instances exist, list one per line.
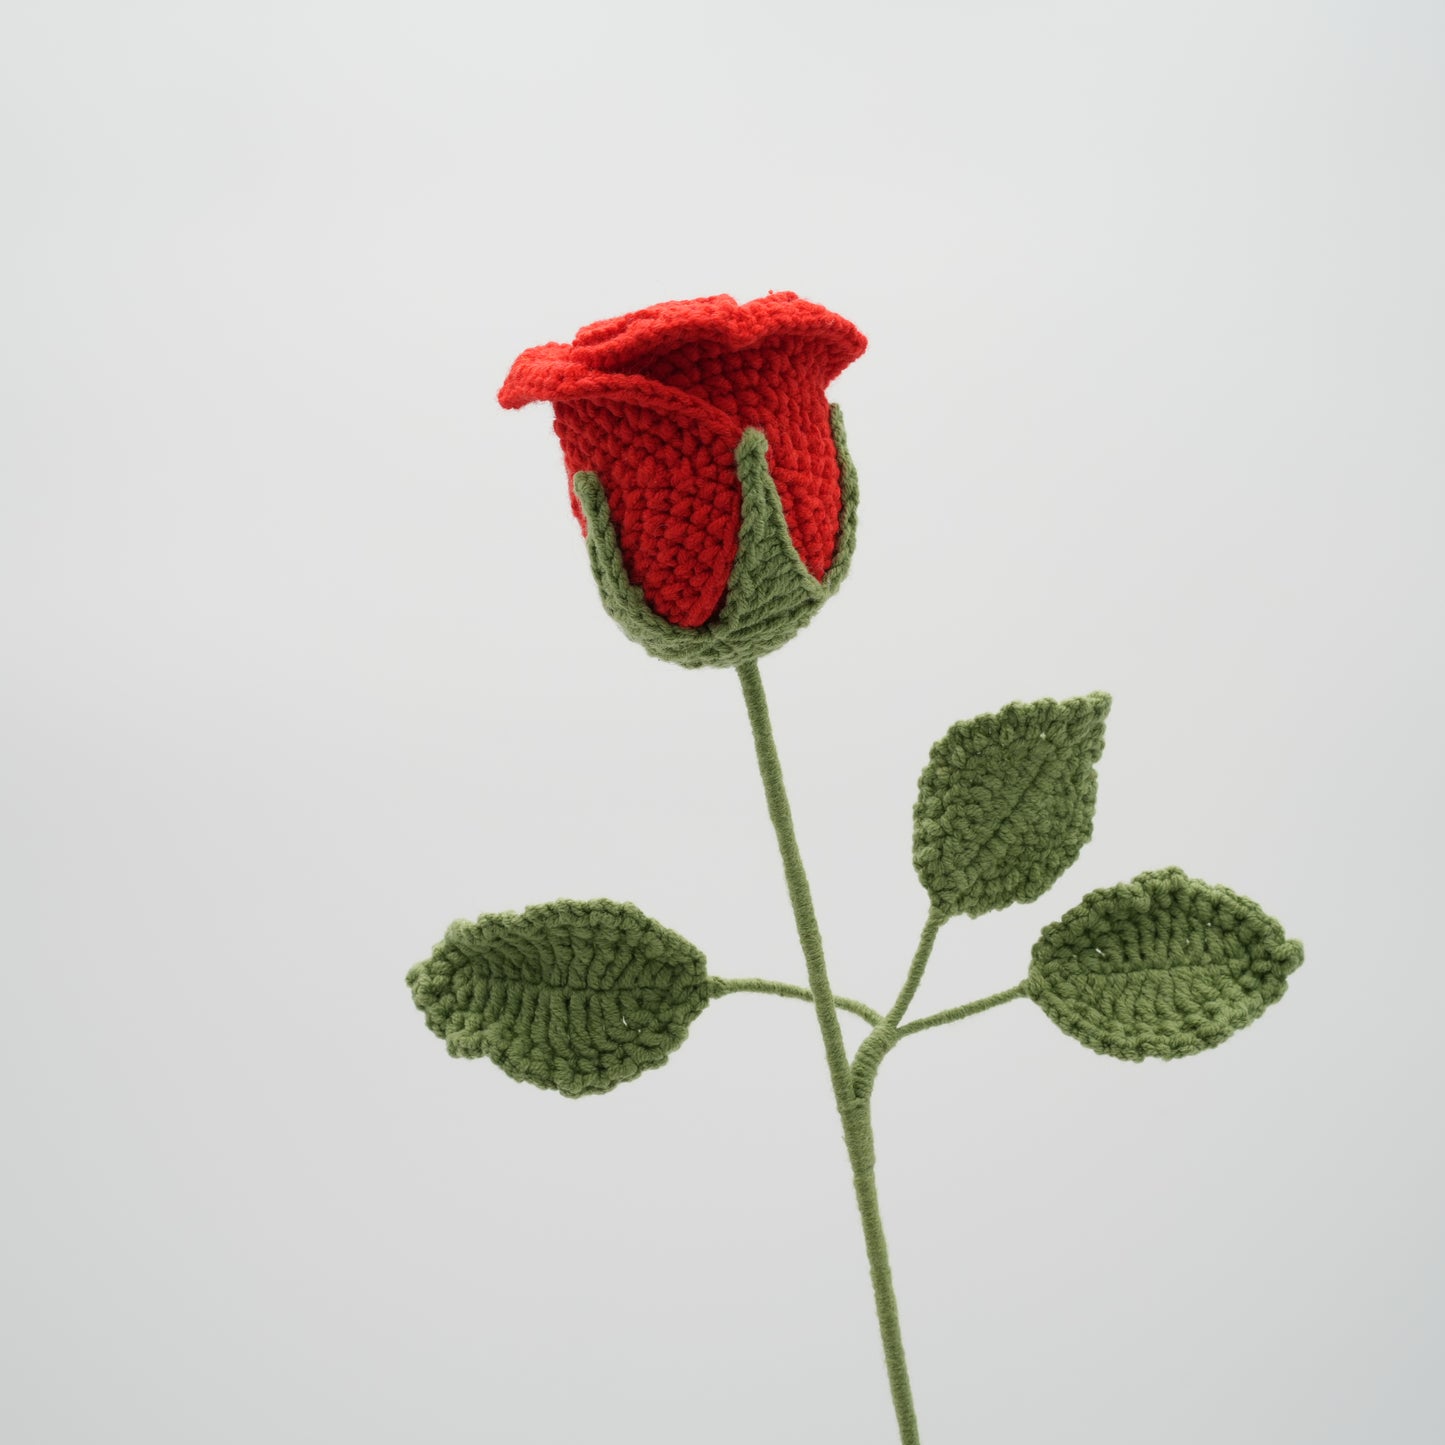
(4, 3), (1442, 1441)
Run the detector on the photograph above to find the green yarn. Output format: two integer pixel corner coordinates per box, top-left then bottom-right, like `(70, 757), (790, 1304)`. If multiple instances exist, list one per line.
(847, 908), (1026, 1094)
(428, 295), (1312, 1443)
(822, 402), (860, 595)
(848, 906), (944, 1100)
(708, 975), (883, 1026)
(1027, 867), (1304, 1061)
(736, 660), (922, 1445)
(406, 899), (709, 1096)
(404, 672), (1304, 1445)
(895, 982), (1030, 1040)
(572, 405), (859, 668)
(913, 693), (1110, 918)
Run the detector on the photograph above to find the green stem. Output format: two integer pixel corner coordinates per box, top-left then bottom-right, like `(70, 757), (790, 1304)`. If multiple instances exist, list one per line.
(895, 983), (1029, 1039)
(850, 907), (945, 1101)
(736, 659), (922, 1445)
(883, 907), (946, 1030)
(735, 662), (855, 1107)
(708, 976), (883, 1027)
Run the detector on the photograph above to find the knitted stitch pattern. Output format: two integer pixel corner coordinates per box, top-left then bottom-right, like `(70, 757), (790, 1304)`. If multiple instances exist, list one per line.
(914, 694), (1111, 917)
(406, 900), (710, 1097)
(416, 290), (1308, 1445)
(572, 408), (858, 667)
(1027, 868), (1304, 1060)
(499, 292), (866, 632)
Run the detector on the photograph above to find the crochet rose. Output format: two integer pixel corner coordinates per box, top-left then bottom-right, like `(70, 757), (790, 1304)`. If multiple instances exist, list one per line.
(499, 292), (866, 667)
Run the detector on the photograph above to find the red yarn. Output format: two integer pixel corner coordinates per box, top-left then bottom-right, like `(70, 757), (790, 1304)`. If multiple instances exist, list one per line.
(499, 293), (866, 628)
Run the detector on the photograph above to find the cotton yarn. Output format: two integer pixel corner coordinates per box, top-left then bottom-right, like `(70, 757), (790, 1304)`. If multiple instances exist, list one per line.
(406, 900), (709, 1097)
(499, 292), (865, 664)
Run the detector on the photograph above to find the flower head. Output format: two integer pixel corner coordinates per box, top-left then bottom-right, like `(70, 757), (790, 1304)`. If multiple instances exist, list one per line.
(500, 292), (865, 666)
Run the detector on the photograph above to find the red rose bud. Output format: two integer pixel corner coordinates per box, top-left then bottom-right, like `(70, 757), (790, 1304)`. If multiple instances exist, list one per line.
(499, 292), (866, 667)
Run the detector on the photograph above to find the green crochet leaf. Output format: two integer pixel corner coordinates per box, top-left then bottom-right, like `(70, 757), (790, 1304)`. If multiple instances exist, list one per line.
(572, 404), (858, 668)
(1027, 868), (1304, 1061)
(406, 900), (710, 1097)
(913, 693), (1110, 918)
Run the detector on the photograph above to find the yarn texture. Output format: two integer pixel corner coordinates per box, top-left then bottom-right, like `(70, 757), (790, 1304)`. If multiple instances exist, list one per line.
(913, 693), (1111, 917)
(1027, 867), (1304, 1060)
(409, 291), (1307, 1445)
(406, 900), (709, 1097)
(499, 292), (865, 665)
(573, 409), (857, 667)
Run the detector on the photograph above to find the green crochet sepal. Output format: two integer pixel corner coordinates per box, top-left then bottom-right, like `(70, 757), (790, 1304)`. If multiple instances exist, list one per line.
(913, 692), (1111, 918)
(572, 403), (859, 668)
(1027, 867), (1304, 1061)
(406, 899), (710, 1097)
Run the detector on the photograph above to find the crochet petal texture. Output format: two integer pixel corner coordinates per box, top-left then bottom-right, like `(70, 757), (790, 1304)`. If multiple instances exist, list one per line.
(500, 292), (866, 666)
(406, 900), (711, 1097)
(572, 410), (859, 667)
(1027, 868), (1304, 1061)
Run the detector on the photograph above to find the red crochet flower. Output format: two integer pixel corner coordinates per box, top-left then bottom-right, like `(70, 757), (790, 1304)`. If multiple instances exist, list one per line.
(499, 293), (866, 630)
